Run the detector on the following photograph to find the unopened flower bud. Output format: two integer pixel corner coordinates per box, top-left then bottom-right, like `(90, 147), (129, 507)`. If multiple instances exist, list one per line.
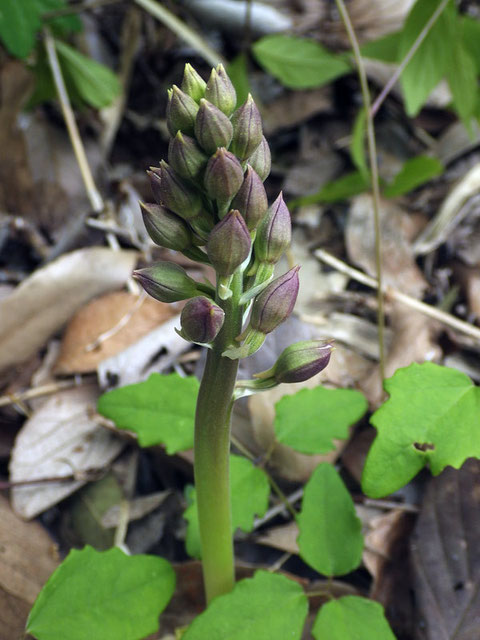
(255, 192), (291, 263)
(255, 340), (333, 384)
(149, 161), (202, 220)
(166, 85), (199, 136)
(205, 64), (236, 116)
(251, 266), (300, 333)
(140, 202), (192, 251)
(230, 94), (263, 161)
(204, 148), (243, 208)
(247, 135), (271, 182)
(181, 63), (206, 102)
(207, 210), (251, 276)
(195, 99), (233, 154)
(133, 262), (208, 303)
(231, 165), (268, 231)
(180, 296), (225, 343)
(168, 132), (208, 181)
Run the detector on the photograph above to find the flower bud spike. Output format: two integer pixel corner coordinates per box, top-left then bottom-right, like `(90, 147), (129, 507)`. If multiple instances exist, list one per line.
(181, 63), (206, 102)
(205, 64), (237, 116)
(255, 192), (291, 264)
(180, 296), (225, 343)
(254, 340), (333, 384)
(230, 94), (263, 161)
(166, 85), (199, 136)
(250, 266), (300, 334)
(204, 148), (244, 210)
(133, 261), (210, 303)
(195, 99), (233, 154)
(140, 202), (192, 251)
(231, 165), (268, 231)
(247, 135), (271, 182)
(168, 132), (208, 181)
(148, 161), (202, 220)
(207, 210), (251, 277)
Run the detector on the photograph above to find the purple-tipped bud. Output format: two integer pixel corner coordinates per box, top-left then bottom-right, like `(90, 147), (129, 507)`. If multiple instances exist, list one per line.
(255, 340), (333, 384)
(255, 192), (291, 263)
(207, 210), (251, 276)
(166, 85), (199, 136)
(168, 132), (208, 181)
(247, 135), (271, 182)
(231, 165), (268, 231)
(140, 202), (192, 251)
(195, 99), (233, 154)
(149, 161), (202, 220)
(133, 261), (203, 303)
(181, 63), (206, 103)
(180, 296), (225, 343)
(204, 148), (244, 206)
(205, 64), (237, 116)
(230, 94), (263, 161)
(251, 266), (300, 334)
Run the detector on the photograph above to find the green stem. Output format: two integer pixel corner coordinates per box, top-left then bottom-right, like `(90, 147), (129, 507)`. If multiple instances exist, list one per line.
(194, 271), (243, 603)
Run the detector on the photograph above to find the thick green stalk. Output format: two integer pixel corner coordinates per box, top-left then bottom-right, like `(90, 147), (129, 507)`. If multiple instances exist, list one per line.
(194, 271), (243, 603)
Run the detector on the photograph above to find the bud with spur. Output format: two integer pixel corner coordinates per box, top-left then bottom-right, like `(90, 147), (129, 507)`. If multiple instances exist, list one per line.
(133, 261), (212, 303)
(231, 165), (268, 231)
(168, 132), (208, 181)
(251, 266), (300, 334)
(255, 193), (291, 263)
(254, 340), (333, 384)
(205, 64), (237, 116)
(140, 202), (192, 251)
(181, 63), (206, 102)
(207, 210), (251, 277)
(166, 85), (199, 136)
(204, 148), (243, 211)
(180, 296), (225, 343)
(247, 135), (271, 182)
(230, 94), (263, 161)
(149, 161), (202, 220)
(195, 99), (233, 154)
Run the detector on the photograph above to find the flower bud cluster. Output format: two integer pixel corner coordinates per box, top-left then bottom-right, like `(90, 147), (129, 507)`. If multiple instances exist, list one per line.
(136, 64), (330, 381)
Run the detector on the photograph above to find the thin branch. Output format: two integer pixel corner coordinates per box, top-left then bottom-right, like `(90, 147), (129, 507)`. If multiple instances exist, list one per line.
(334, 0), (386, 385)
(0, 378), (88, 408)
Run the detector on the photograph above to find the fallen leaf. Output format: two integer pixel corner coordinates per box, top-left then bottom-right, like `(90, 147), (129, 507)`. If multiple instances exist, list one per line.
(9, 385), (125, 519)
(0, 247), (137, 374)
(101, 490), (171, 528)
(257, 521), (300, 555)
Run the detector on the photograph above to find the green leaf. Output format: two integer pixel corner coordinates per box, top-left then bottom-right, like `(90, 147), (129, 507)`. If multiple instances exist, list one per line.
(350, 108), (368, 179)
(312, 596), (396, 640)
(289, 171), (369, 207)
(183, 570), (308, 639)
(97, 373), (199, 453)
(0, 0), (42, 58)
(297, 464), (363, 576)
(399, 0), (455, 116)
(360, 31), (402, 63)
(383, 155), (443, 198)
(34, 0), (83, 36)
(27, 546), (175, 640)
(362, 362), (480, 498)
(274, 386), (367, 455)
(185, 454), (270, 558)
(462, 16), (480, 74)
(55, 39), (121, 108)
(227, 52), (251, 107)
(252, 35), (350, 89)
(446, 36), (478, 129)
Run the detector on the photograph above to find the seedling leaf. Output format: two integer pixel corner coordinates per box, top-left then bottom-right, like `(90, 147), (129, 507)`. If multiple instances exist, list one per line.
(362, 363), (480, 498)
(183, 570), (308, 639)
(274, 386), (367, 455)
(185, 454), (270, 558)
(289, 171), (369, 207)
(297, 463), (363, 576)
(26, 546), (175, 640)
(97, 373), (198, 453)
(383, 155), (443, 198)
(312, 596), (396, 639)
(0, 0), (42, 58)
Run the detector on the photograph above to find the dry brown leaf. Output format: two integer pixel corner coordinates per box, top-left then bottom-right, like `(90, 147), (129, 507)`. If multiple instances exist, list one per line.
(257, 521), (300, 555)
(55, 291), (175, 374)
(0, 494), (58, 638)
(0, 247), (137, 374)
(9, 385), (125, 519)
(263, 88), (332, 135)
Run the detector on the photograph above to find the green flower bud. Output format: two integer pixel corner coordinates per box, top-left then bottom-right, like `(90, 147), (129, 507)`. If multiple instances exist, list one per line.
(205, 64), (236, 116)
(255, 192), (291, 263)
(166, 85), (199, 136)
(251, 266), (300, 333)
(149, 161), (202, 220)
(168, 132), (208, 181)
(231, 165), (268, 231)
(140, 202), (192, 251)
(254, 340), (333, 384)
(207, 210), (251, 276)
(180, 296), (225, 343)
(133, 261), (208, 303)
(247, 135), (271, 182)
(195, 99), (233, 154)
(230, 94), (263, 161)
(204, 148), (244, 209)
(181, 63), (206, 102)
